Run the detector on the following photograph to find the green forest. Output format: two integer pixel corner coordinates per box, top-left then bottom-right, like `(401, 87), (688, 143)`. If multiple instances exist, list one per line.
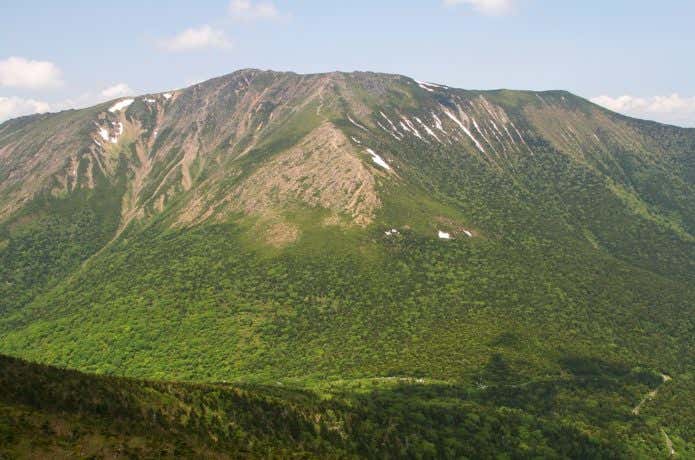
(0, 70), (693, 458)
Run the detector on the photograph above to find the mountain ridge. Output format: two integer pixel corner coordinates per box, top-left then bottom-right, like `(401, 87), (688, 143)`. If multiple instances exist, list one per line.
(0, 67), (693, 457)
(6, 68), (684, 129)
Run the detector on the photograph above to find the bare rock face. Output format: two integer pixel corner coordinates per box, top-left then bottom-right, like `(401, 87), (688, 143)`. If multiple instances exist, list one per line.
(227, 122), (381, 225)
(1, 69), (693, 250)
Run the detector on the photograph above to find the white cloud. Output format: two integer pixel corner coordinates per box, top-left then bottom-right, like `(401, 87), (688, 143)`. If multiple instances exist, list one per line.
(0, 96), (51, 121)
(229, 0), (281, 20)
(100, 83), (133, 99)
(158, 25), (232, 52)
(0, 57), (63, 89)
(591, 94), (695, 127)
(444, 0), (514, 15)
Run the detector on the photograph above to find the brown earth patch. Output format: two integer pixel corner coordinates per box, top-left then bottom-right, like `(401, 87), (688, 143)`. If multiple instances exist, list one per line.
(231, 122), (381, 226)
(262, 220), (300, 247)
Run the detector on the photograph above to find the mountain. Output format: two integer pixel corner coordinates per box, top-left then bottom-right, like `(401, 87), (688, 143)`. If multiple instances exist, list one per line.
(0, 69), (693, 457)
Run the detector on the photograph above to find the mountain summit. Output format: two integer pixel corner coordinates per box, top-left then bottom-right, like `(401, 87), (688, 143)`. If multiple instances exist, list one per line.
(0, 69), (693, 457)
(1, 69), (693, 246)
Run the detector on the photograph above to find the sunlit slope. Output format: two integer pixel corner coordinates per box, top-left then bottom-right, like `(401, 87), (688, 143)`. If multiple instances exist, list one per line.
(0, 70), (693, 458)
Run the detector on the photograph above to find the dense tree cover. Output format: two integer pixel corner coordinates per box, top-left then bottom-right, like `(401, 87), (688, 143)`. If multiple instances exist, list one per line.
(0, 75), (693, 458)
(0, 217), (691, 457)
(1, 222), (691, 382)
(0, 354), (684, 458)
(0, 178), (125, 317)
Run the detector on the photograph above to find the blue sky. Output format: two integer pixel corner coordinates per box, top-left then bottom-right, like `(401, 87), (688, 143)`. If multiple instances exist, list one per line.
(1, 0), (694, 125)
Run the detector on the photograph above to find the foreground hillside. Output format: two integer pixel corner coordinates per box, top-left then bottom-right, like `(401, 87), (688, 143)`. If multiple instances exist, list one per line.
(0, 69), (693, 457)
(1, 354), (690, 458)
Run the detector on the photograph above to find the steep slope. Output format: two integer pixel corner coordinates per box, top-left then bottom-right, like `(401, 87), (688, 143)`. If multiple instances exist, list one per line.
(0, 69), (693, 457)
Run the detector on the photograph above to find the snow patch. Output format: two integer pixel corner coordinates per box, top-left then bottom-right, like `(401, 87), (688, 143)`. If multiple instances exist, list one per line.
(442, 107), (486, 153)
(502, 124), (516, 144)
(463, 230), (473, 237)
(438, 230), (451, 240)
(347, 115), (368, 131)
(482, 119), (504, 147)
(380, 112), (397, 130)
(416, 80), (446, 92)
(376, 121), (401, 140)
(108, 98), (134, 113)
(379, 111), (403, 139)
(415, 117), (441, 142)
(143, 98), (156, 103)
(432, 112), (447, 134)
(490, 119), (504, 138)
(162, 92), (173, 100)
(385, 228), (399, 236)
(510, 122), (528, 146)
(351, 136), (362, 144)
(106, 122), (124, 144)
(416, 80), (434, 92)
(402, 117), (424, 140)
(366, 148), (391, 170)
(471, 118), (492, 146)
(97, 127), (109, 142)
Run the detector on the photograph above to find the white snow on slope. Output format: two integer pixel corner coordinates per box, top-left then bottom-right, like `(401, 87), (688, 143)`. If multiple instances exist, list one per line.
(163, 92), (173, 100)
(366, 148), (391, 170)
(107, 121), (124, 143)
(415, 117), (441, 142)
(432, 112), (447, 134)
(351, 136), (362, 144)
(416, 80), (434, 92)
(483, 118), (505, 147)
(442, 107), (486, 153)
(97, 126), (109, 142)
(502, 124), (516, 144)
(108, 98), (134, 113)
(510, 121), (528, 146)
(402, 117), (424, 140)
(377, 121), (401, 140)
(348, 115), (368, 131)
(438, 230), (451, 240)
(379, 112), (401, 138)
(463, 230), (473, 237)
(380, 111), (398, 131)
(489, 119), (504, 138)
(416, 80), (446, 92)
(471, 118), (493, 146)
